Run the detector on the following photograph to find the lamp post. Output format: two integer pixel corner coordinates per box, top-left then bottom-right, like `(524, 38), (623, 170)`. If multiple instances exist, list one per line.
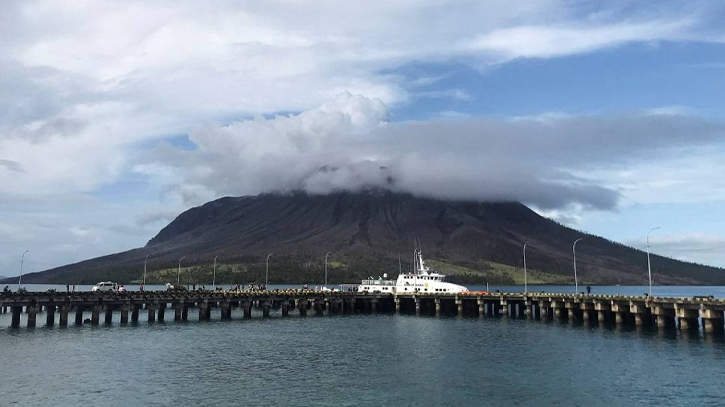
(18, 250), (29, 290)
(646, 226), (662, 296)
(213, 256), (218, 291)
(523, 242), (529, 294)
(143, 254), (151, 287)
(177, 256), (185, 286)
(265, 253), (272, 290)
(324, 251), (332, 288)
(573, 238), (584, 294)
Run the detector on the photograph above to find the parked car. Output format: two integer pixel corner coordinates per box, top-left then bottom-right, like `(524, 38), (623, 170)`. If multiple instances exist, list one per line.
(92, 281), (115, 292)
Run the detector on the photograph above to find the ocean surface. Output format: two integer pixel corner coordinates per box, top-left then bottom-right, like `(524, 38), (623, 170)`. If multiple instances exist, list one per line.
(2, 285), (725, 406)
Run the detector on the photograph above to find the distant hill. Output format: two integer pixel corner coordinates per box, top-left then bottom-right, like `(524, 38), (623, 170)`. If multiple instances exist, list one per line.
(3, 191), (724, 286)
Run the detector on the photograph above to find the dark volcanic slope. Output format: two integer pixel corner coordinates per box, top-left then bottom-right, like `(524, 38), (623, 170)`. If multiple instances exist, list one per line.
(6, 191), (725, 285)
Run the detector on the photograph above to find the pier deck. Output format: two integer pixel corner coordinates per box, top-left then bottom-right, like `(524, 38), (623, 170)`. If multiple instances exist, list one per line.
(2, 291), (724, 335)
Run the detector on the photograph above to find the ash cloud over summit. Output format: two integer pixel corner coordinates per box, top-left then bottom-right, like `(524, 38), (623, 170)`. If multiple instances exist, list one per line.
(157, 93), (725, 211)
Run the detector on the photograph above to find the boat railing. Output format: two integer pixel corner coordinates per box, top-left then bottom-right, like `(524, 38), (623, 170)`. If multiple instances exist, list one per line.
(361, 280), (396, 286)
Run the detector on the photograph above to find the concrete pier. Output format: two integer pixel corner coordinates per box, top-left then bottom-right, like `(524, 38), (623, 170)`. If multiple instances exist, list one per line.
(2, 290), (725, 341)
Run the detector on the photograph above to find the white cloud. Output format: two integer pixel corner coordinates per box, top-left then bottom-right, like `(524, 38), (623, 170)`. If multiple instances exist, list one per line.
(466, 20), (693, 60)
(151, 93), (725, 212)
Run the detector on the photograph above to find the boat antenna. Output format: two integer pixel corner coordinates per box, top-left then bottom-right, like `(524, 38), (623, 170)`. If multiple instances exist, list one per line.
(397, 250), (402, 274)
(413, 247), (418, 274)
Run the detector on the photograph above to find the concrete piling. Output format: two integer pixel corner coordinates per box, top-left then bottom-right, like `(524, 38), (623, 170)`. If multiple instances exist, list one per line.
(120, 304), (129, 324)
(91, 305), (101, 325)
(148, 304), (158, 323)
(75, 306), (85, 325)
(298, 301), (307, 316)
(46, 304), (56, 326)
(677, 307), (699, 330)
(198, 302), (209, 321)
(11, 306), (22, 328)
(653, 306), (676, 329)
(700, 308), (724, 333)
(131, 305), (140, 323)
(158, 304), (166, 322)
(221, 302), (232, 320)
(26, 306), (38, 328)
(59, 305), (69, 326)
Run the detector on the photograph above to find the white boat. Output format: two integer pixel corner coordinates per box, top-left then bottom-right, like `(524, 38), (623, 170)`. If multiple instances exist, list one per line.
(358, 250), (469, 294)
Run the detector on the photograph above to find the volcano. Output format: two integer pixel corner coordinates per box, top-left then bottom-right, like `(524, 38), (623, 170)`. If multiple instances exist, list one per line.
(6, 191), (724, 285)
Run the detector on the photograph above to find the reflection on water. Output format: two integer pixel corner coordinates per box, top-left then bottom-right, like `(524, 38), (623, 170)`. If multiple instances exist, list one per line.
(1, 309), (725, 406)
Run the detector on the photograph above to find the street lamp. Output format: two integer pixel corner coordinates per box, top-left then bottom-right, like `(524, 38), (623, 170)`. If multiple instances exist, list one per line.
(17, 250), (29, 290)
(213, 256), (218, 291)
(143, 254), (151, 288)
(573, 238), (584, 294)
(265, 253), (272, 290)
(646, 226), (662, 296)
(324, 251), (332, 288)
(523, 242), (529, 294)
(177, 256), (185, 286)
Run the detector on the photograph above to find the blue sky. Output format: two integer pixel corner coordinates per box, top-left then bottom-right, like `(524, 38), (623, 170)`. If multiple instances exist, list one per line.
(392, 42), (725, 120)
(1, 0), (724, 276)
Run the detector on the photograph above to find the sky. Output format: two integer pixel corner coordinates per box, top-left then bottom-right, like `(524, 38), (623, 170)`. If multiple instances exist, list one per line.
(1, 0), (725, 277)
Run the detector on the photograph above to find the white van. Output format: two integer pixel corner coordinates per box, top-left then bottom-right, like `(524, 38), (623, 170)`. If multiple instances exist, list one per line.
(92, 281), (116, 292)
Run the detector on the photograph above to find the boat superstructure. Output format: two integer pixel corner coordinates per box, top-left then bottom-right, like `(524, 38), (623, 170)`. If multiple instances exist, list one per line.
(358, 250), (469, 294)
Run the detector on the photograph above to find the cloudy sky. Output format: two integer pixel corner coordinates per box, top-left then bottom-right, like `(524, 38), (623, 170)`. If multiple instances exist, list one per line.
(1, 0), (725, 276)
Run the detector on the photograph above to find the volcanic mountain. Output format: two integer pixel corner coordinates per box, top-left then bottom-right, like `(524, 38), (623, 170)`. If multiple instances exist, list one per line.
(5, 191), (724, 285)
